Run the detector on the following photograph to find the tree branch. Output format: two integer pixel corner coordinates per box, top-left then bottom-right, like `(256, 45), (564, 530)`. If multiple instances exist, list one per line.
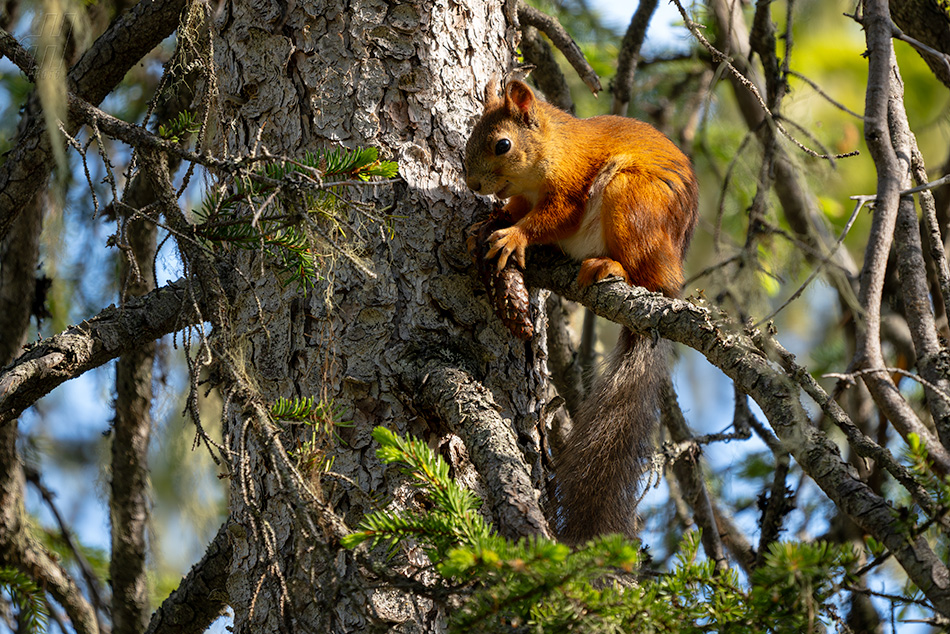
(23, 465), (109, 619)
(698, 0), (864, 322)
(111, 169), (160, 634)
(0, 423), (100, 634)
(761, 335), (949, 531)
(0, 26), (36, 79)
(524, 251), (950, 615)
(753, 453), (791, 569)
(0, 0), (187, 240)
(543, 295), (584, 419)
(519, 26), (574, 112)
(889, 0), (950, 88)
(610, 0), (658, 116)
(0, 278), (198, 426)
(403, 357), (552, 540)
(711, 501), (757, 573)
(909, 146), (950, 450)
(144, 522), (231, 634)
(516, 1), (601, 95)
(882, 51), (950, 454)
(855, 1), (950, 472)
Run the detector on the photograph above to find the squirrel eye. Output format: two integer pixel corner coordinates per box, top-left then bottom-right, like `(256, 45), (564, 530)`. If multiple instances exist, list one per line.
(494, 138), (512, 155)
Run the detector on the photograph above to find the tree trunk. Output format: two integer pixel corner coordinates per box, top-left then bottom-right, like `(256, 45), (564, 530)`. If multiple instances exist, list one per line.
(214, 1), (548, 630)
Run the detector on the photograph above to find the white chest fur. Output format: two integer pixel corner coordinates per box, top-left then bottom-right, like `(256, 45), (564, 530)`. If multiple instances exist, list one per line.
(556, 158), (623, 260)
(558, 195), (606, 259)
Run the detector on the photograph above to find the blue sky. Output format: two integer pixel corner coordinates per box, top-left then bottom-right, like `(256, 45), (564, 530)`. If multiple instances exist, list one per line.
(591, 0), (690, 50)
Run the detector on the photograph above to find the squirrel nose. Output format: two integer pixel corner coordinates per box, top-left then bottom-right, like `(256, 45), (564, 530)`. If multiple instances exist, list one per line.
(466, 177), (482, 193)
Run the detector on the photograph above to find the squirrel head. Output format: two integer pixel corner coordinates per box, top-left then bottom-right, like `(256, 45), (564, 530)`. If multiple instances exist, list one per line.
(464, 79), (546, 199)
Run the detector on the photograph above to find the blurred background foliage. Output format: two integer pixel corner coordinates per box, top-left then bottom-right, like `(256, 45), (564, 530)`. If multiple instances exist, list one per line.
(522, 2), (950, 628)
(1, 0), (227, 617)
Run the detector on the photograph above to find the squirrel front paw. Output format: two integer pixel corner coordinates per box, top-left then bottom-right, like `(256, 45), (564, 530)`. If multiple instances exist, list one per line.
(486, 226), (528, 271)
(470, 216), (534, 340)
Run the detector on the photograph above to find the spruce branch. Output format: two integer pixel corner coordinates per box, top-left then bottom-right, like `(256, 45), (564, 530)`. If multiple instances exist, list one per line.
(192, 147), (398, 288)
(343, 429), (860, 633)
(0, 568), (50, 633)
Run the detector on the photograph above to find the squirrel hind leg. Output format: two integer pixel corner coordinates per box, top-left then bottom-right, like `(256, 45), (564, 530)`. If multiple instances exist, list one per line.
(577, 257), (628, 287)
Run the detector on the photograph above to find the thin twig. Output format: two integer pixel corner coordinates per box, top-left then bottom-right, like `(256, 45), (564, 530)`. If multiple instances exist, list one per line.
(787, 70), (865, 119)
(755, 196), (865, 326)
(892, 25), (950, 81)
(714, 127), (758, 253)
(824, 368), (950, 407)
(779, 115), (837, 167)
(850, 174), (950, 202)
(683, 254), (742, 287)
(669, 0), (858, 161)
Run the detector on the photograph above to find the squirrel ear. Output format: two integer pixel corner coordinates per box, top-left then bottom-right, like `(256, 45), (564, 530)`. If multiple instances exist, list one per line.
(504, 80), (537, 125)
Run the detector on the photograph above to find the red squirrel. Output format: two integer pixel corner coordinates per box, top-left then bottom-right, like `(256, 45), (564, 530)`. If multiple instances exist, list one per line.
(464, 79), (698, 544)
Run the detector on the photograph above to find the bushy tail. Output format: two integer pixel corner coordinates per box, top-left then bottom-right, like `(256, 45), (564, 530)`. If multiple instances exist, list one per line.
(556, 328), (667, 544)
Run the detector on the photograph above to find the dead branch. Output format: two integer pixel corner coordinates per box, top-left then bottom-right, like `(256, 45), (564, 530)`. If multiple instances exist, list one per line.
(0, 279), (198, 426)
(855, 0), (950, 473)
(611, 0), (658, 116)
(524, 249), (950, 614)
(403, 357), (553, 540)
(0, 0), (188, 240)
(516, 1), (602, 95)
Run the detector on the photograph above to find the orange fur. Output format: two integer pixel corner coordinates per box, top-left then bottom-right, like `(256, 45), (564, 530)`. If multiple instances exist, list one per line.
(465, 79), (698, 297)
(577, 257), (628, 287)
(464, 79), (700, 544)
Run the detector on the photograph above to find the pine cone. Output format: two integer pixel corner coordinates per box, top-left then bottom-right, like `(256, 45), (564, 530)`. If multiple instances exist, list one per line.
(469, 208), (534, 340)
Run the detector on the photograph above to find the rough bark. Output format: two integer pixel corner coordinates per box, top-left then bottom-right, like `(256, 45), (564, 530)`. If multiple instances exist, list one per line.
(403, 360), (551, 540)
(213, 1), (547, 631)
(5, 0), (949, 630)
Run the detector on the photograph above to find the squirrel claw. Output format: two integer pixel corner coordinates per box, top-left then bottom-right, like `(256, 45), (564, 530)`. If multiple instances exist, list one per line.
(466, 220), (489, 255)
(487, 226), (527, 271)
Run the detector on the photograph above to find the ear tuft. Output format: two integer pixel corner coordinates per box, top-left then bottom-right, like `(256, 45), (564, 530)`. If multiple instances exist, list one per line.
(483, 75), (502, 110)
